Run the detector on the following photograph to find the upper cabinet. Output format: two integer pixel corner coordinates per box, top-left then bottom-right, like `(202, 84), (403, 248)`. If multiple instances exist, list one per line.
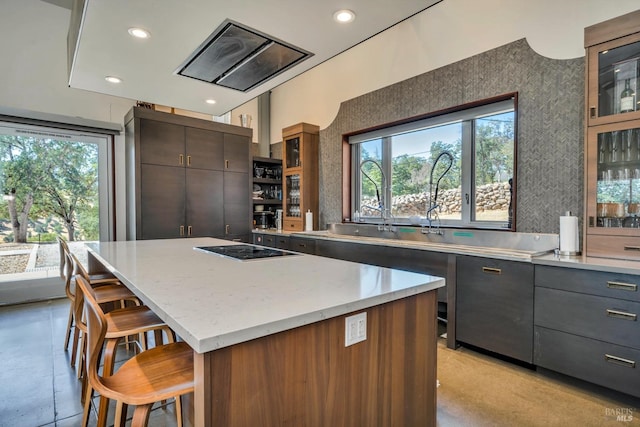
(125, 107), (252, 241)
(585, 9), (640, 126)
(282, 123), (319, 231)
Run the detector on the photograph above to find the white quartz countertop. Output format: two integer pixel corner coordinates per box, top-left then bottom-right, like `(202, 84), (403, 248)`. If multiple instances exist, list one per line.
(86, 238), (444, 354)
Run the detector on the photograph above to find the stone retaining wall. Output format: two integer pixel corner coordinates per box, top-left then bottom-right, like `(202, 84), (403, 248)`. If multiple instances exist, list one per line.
(360, 182), (511, 217)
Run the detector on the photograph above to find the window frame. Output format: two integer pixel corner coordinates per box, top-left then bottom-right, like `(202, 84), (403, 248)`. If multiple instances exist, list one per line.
(345, 93), (517, 231)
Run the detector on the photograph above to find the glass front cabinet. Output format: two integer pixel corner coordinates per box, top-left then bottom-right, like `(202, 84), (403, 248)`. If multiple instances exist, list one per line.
(282, 123), (319, 231)
(586, 120), (640, 259)
(585, 10), (640, 259)
(586, 13), (640, 126)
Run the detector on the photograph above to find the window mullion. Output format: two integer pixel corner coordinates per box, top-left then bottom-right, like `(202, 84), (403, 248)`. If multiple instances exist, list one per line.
(460, 120), (473, 225)
(382, 136), (393, 218)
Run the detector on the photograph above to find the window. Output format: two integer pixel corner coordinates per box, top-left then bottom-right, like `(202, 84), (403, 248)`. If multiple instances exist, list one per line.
(350, 95), (516, 229)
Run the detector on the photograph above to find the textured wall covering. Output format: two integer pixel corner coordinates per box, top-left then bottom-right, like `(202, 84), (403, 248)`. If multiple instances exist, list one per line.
(319, 38), (584, 234)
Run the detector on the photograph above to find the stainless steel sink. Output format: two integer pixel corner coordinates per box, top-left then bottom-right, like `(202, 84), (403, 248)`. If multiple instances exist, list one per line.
(297, 223), (559, 260)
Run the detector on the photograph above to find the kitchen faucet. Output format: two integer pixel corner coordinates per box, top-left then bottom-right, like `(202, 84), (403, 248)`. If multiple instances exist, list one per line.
(423, 151), (454, 235)
(360, 159), (394, 231)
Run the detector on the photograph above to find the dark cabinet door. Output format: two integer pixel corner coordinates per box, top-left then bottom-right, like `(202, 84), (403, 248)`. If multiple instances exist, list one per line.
(224, 134), (250, 173)
(186, 168), (224, 238)
(186, 127), (224, 170)
(139, 119), (185, 167)
(456, 255), (534, 363)
(223, 171), (250, 239)
(140, 164), (185, 239)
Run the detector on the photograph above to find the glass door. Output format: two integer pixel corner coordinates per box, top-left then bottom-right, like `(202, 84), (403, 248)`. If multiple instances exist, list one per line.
(0, 122), (114, 304)
(587, 33), (640, 125)
(587, 120), (640, 234)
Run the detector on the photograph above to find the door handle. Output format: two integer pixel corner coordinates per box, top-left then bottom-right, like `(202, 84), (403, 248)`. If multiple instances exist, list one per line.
(482, 267), (502, 275)
(607, 281), (638, 292)
(589, 106), (596, 119)
(225, 224), (230, 235)
(604, 354), (636, 368)
(179, 154), (184, 166)
(180, 225), (185, 237)
(606, 309), (637, 321)
(187, 155), (191, 166)
(187, 225), (192, 237)
(225, 160), (229, 169)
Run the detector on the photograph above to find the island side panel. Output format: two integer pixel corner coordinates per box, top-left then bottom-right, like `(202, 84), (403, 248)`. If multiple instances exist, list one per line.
(197, 290), (437, 427)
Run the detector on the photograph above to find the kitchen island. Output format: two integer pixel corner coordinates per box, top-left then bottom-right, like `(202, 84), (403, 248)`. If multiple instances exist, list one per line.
(86, 237), (445, 427)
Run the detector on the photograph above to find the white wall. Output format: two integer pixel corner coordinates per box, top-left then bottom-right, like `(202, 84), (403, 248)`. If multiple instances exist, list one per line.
(1, 0), (639, 240)
(269, 0), (640, 143)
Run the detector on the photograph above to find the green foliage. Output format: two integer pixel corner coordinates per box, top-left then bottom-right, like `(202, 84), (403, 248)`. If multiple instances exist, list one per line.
(0, 134), (100, 241)
(474, 115), (514, 185)
(76, 205), (100, 240)
(27, 232), (58, 243)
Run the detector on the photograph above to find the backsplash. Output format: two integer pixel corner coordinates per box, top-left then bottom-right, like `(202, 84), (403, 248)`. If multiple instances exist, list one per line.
(319, 38), (584, 234)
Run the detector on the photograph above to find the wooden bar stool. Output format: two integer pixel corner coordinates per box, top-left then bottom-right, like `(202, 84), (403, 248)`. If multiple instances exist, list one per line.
(58, 237), (124, 353)
(68, 253), (141, 372)
(77, 275), (194, 427)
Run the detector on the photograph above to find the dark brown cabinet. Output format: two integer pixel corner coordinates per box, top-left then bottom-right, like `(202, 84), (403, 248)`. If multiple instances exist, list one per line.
(125, 107), (251, 241)
(456, 255), (534, 363)
(534, 265), (640, 398)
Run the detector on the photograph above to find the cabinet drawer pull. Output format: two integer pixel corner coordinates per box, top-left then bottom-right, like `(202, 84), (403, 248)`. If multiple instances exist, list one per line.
(179, 154), (184, 166)
(606, 309), (637, 321)
(607, 281), (638, 292)
(604, 354), (636, 368)
(180, 225), (185, 237)
(623, 245), (640, 251)
(482, 267), (502, 275)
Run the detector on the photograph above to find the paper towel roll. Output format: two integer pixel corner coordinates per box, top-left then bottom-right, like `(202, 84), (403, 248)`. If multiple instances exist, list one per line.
(559, 214), (580, 255)
(305, 210), (313, 231)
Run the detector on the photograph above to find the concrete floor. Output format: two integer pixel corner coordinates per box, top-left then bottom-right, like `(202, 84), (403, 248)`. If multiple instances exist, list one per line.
(0, 298), (638, 426)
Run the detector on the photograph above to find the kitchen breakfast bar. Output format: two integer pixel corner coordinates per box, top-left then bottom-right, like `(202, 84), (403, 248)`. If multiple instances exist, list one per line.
(86, 237), (445, 426)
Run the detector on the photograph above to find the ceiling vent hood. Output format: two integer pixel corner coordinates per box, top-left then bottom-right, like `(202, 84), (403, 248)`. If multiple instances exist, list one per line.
(176, 20), (313, 92)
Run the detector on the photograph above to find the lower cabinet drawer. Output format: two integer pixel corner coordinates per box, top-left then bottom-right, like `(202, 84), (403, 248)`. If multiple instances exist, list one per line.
(535, 287), (639, 349)
(289, 236), (316, 254)
(535, 327), (640, 398)
(587, 234), (640, 261)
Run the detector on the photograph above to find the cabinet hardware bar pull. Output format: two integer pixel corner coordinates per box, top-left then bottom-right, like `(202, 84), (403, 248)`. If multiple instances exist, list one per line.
(179, 154), (184, 166)
(604, 354), (636, 368)
(607, 281), (638, 292)
(225, 224), (230, 235)
(606, 309), (637, 321)
(180, 225), (184, 236)
(188, 225), (192, 237)
(623, 246), (640, 251)
(225, 160), (229, 169)
(589, 106), (596, 119)
(482, 267), (502, 274)
(187, 155), (191, 166)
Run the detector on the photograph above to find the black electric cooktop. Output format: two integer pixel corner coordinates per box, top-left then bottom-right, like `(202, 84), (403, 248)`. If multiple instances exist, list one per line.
(195, 244), (298, 261)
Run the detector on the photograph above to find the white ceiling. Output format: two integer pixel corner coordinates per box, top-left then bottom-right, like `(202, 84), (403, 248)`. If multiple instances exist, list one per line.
(67, 0), (441, 116)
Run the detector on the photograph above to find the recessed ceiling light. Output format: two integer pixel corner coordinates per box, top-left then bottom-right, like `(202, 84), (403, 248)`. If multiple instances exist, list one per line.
(128, 27), (150, 39)
(105, 76), (122, 84)
(333, 9), (355, 23)
(205, 99), (216, 105)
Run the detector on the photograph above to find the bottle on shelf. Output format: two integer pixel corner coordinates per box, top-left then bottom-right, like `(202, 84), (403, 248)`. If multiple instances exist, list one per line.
(620, 78), (635, 113)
